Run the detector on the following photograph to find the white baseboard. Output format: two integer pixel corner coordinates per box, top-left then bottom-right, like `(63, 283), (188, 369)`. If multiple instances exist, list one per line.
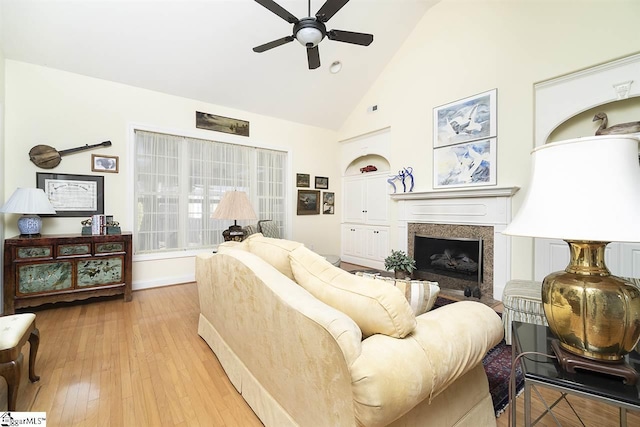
(133, 274), (195, 291)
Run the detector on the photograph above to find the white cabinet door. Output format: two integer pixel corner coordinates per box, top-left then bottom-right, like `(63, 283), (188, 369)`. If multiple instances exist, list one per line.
(364, 175), (389, 224)
(343, 177), (366, 223)
(343, 174), (388, 225)
(365, 228), (389, 261)
(621, 243), (640, 278)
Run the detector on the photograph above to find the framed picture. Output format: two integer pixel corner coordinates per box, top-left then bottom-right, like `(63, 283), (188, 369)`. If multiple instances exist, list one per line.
(322, 192), (335, 214)
(297, 190), (320, 215)
(296, 173), (310, 187)
(36, 173), (104, 217)
(196, 111), (249, 137)
(433, 138), (497, 189)
(315, 176), (329, 189)
(433, 89), (497, 148)
(91, 154), (119, 173)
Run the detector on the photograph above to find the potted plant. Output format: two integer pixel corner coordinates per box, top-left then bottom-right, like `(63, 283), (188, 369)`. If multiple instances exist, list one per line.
(384, 250), (416, 279)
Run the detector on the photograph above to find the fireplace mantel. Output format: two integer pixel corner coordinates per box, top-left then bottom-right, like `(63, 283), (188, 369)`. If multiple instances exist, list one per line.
(392, 186), (519, 300)
(390, 186), (519, 201)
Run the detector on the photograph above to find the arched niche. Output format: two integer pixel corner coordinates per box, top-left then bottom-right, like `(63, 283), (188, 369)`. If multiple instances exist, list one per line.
(535, 53), (640, 146)
(344, 154), (391, 176)
(339, 127), (392, 175)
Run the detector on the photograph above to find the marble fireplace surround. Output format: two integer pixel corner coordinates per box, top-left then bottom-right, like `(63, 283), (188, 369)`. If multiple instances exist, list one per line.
(390, 187), (519, 300)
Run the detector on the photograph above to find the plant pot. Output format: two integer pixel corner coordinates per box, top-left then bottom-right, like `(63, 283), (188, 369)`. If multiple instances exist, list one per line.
(394, 270), (411, 280)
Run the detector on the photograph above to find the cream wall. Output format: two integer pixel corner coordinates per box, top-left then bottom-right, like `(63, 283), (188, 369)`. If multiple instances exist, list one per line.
(3, 60), (340, 289)
(337, 0), (640, 280)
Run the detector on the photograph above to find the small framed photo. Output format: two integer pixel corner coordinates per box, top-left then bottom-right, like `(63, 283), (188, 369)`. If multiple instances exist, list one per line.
(315, 176), (329, 190)
(91, 154), (119, 173)
(297, 190), (320, 215)
(322, 192), (335, 214)
(296, 173), (310, 187)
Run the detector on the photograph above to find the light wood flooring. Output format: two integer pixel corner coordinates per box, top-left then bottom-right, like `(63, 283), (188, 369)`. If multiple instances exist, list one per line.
(2, 281), (639, 426)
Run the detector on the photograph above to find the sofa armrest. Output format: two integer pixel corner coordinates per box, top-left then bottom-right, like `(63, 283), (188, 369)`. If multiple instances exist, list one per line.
(349, 301), (503, 427)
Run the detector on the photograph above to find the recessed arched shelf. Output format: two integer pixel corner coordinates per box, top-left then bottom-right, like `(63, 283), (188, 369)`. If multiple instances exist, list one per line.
(345, 154), (391, 176)
(535, 52), (640, 146)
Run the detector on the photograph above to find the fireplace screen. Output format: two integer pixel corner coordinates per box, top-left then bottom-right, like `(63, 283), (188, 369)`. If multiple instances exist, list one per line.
(414, 235), (483, 285)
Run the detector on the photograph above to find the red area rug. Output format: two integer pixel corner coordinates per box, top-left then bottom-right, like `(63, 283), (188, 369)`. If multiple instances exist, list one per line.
(433, 297), (523, 417)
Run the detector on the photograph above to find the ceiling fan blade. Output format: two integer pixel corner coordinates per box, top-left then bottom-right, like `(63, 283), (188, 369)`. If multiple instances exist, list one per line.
(254, 0), (298, 24)
(315, 0), (350, 22)
(307, 46), (321, 70)
(253, 36), (295, 53)
(327, 29), (373, 46)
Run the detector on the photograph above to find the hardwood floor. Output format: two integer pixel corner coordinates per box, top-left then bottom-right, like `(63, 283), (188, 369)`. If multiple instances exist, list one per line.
(3, 281), (639, 426)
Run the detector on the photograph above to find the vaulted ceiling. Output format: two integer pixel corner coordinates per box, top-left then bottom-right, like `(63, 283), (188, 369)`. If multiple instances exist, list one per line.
(1, 0), (439, 130)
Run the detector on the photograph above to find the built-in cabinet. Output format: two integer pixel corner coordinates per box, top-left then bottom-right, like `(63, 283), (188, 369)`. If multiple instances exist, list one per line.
(534, 239), (640, 281)
(342, 173), (390, 269)
(343, 174), (389, 224)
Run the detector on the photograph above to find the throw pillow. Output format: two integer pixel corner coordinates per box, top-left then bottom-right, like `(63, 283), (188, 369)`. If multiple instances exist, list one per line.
(355, 272), (440, 316)
(246, 234), (302, 280)
(289, 246), (417, 338)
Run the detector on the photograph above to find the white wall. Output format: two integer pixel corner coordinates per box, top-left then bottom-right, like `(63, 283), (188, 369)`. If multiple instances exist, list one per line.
(337, 0), (640, 280)
(3, 60), (341, 289)
(0, 2), (5, 310)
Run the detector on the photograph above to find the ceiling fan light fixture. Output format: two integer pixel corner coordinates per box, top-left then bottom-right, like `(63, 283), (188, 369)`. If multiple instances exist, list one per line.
(295, 26), (323, 48)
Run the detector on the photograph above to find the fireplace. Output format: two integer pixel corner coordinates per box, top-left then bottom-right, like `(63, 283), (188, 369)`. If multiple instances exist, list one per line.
(414, 235), (483, 288)
(408, 222), (494, 298)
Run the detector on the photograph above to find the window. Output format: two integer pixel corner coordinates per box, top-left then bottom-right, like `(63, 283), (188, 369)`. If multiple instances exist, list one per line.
(134, 130), (287, 254)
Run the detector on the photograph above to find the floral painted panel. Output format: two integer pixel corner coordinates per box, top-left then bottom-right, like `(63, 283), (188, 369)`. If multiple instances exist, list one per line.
(17, 246), (52, 259)
(95, 242), (124, 253)
(18, 262), (73, 294)
(77, 257), (123, 287)
(59, 244), (91, 256)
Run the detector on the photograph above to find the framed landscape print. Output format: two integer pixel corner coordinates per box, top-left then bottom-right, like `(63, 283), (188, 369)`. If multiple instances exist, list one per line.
(433, 89), (497, 148)
(297, 190), (320, 215)
(296, 173), (310, 187)
(315, 176), (329, 189)
(196, 111), (249, 137)
(433, 138), (497, 188)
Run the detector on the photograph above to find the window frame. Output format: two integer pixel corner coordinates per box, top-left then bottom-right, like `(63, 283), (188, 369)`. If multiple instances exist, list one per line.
(127, 123), (292, 262)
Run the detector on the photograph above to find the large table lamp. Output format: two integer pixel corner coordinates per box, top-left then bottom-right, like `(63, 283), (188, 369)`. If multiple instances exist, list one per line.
(0, 188), (57, 236)
(503, 135), (640, 378)
(211, 190), (257, 242)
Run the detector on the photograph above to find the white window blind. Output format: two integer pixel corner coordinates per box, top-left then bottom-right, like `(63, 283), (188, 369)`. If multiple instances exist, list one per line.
(134, 130), (287, 254)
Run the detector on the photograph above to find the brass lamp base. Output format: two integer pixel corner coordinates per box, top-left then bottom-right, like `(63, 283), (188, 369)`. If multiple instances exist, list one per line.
(551, 339), (638, 385)
(543, 240), (640, 362)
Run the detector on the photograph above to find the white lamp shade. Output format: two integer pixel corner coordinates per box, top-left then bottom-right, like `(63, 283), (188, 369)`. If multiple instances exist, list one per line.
(503, 135), (640, 242)
(211, 190), (257, 221)
(0, 188), (56, 215)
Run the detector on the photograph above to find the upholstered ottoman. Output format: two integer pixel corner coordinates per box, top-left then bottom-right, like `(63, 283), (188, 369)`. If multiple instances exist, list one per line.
(502, 280), (548, 345)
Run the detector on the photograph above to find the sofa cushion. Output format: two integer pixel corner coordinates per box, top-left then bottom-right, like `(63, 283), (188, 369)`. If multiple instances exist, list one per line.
(289, 246), (417, 338)
(355, 272), (440, 316)
(246, 234), (303, 280)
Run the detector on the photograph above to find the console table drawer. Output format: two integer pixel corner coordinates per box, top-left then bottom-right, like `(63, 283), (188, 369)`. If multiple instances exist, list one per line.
(77, 257), (124, 287)
(58, 243), (91, 257)
(95, 242), (125, 254)
(16, 246), (53, 259)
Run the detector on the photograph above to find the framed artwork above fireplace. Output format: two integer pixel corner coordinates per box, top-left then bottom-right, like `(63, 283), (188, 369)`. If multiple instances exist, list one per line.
(433, 138), (497, 188)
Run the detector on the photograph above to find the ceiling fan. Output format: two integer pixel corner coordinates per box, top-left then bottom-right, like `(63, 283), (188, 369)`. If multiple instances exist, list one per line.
(253, 0), (374, 70)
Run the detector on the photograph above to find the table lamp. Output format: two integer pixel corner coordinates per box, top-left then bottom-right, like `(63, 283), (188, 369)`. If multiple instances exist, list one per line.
(211, 190), (257, 242)
(503, 135), (640, 379)
(0, 188), (57, 236)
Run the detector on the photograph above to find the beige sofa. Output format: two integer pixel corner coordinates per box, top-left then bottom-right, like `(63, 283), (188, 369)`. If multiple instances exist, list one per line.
(196, 234), (503, 427)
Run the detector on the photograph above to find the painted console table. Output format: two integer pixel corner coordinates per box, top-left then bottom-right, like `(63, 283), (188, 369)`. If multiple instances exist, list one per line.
(3, 233), (132, 314)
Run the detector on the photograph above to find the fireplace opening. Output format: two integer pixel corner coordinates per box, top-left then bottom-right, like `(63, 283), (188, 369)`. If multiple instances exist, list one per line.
(413, 235), (483, 286)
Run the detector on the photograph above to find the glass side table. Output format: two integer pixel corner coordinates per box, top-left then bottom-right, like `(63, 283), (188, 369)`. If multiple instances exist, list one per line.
(511, 322), (640, 427)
